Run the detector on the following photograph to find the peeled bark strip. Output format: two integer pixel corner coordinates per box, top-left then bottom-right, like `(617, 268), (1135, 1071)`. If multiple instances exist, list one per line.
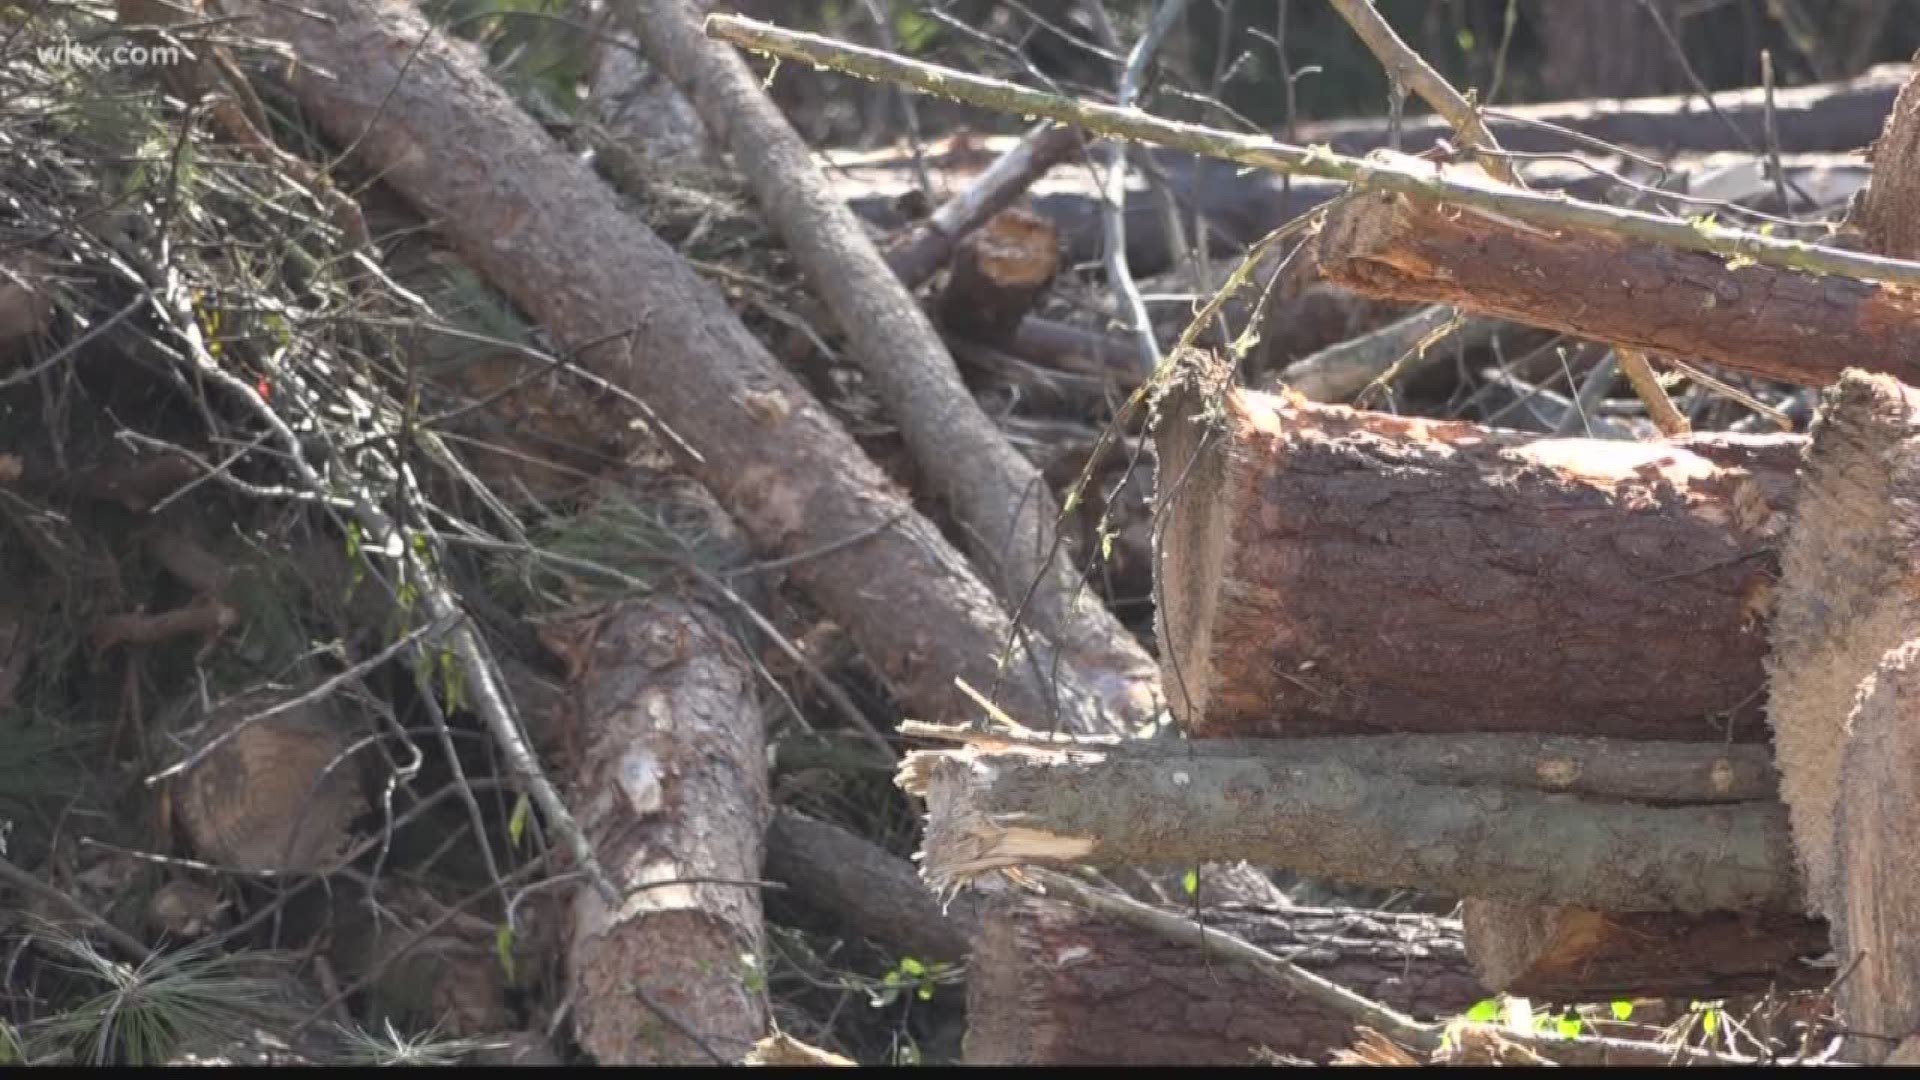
(965, 895), (1483, 1065)
(558, 597), (769, 1064)
(626, 0), (1159, 732)
(902, 742), (1801, 913)
(1461, 900), (1829, 1002)
(1767, 371), (1920, 915)
(1153, 356), (1796, 741)
(936, 208), (1058, 347)
(1842, 66), (1920, 259)
(246, 0), (1115, 732)
(1830, 639), (1920, 1063)
(1316, 189), (1920, 391)
(1300, 62), (1911, 156)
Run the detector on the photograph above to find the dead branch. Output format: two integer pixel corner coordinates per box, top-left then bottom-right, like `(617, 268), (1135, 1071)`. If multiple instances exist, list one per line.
(885, 122), (1083, 290)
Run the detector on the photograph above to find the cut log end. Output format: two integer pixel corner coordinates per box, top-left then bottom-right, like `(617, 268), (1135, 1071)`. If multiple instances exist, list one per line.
(1767, 369), (1920, 916)
(1461, 899), (1829, 1002)
(173, 691), (366, 874)
(1831, 639), (1920, 1063)
(937, 207), (1059, 346)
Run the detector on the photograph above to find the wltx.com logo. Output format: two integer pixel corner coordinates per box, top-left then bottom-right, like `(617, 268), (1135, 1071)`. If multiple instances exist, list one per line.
(36, 37), (187, 70)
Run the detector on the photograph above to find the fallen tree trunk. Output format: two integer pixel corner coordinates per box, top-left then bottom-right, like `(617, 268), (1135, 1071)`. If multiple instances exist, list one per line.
(245, 0), (1119, 732)
(1315, 185), (1920, 390)
(899, 721), (1780, 805)
(965, 895), (1483, 1065)
(1299, 62), (1911, 157)
(1844, 66), (1920, 261)
(1767, 371), (1920, 1062)
(885, 122), (1083, 290)
(900, 738), (1802, 913)
(1460, 900), (1829, 1001)
(622, 0), (1160, 732)
(550, 594), (770, 1064)
(1152, 355), (1797, 741)
(764, 809), (979, 966)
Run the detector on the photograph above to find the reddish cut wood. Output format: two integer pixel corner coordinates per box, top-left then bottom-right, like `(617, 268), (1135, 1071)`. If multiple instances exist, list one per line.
(1153, 356), (1798, 740)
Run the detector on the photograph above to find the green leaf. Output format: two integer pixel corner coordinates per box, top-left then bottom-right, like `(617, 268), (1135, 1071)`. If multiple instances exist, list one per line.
(495, 924), (516, 983)
(1556, 1015), (1582, 1039)
(1455, 27), (1476, 51)
(507, 793), (531, 849)
(1701, 1008), (1720, 1036)
(1464, 999), (1501, 1023)
(1610, 1000), (1633, 1021)
(882, 970), (902, 988)
(916, 984), (934, 1001)
(898, 956), (926, 978)
(1182, 868), (1198, 896)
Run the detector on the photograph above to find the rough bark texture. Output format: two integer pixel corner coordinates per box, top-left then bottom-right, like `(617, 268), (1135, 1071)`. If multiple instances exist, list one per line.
(936, 208), (1058, 347)
(1461, 900), (1829, 1002)
(964, 895), (1483, 1065)
(1316, 190), (1920, 391)
(624, 0), (1159, 733)
(763, 809), (980, 965)
(556, 596), (769, 1065)
(246, 0), (1114, 731)
(1832, 640), (1920, 1063)
(904, 743), (1801, 913)
(1767, 371), (1920, 915)
(1152, 355), (1796, 742)
(1299, 62), (1911, 156)
(1845, 66), (1920, 259)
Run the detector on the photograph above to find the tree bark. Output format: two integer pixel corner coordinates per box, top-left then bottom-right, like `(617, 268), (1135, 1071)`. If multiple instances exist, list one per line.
(1152, 354), (1797, 742)
(622, 0), (1159, 733)
(763, 809), (979, 966)
(936, 208), (1058, 347)
(1299, 61), (1910, 156)
(902, 739), (1802, 913)
(1844, 67), (1920, 259)
(1315, 189), (1920, 391)
(1460, 900), (1829, 1002)
(1766, 371), (1920, 917)
(244, 0), (1116, 732)
(1535, 0), (1681, 100)
(1830, 638), (1920, 1062)
(964, 895), (1482, 1065)
(885, 123), (1083, 290)
(551, 596), (769, 1064)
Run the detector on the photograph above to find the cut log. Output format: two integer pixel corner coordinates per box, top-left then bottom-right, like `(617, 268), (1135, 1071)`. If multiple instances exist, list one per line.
(170, 686), (368, 874)
(764, 809), (979, 966)
(936, 207), (1058, 347)
(964, 895), (1482, 1065)
(1151, 354), (1797, 741)
(1844, 67), (1920, 260)
(885, 122), (1083, 291)
(1832, 641), (1920, 1062)
(900, 737), (1801, 913)
(1299, 62), (1911, 157)
(1315, 186), (1920, 391)
(1460, 900), (1829, 1002)
(1767, 372), (1920, 916)
(246, 0), (1126, 732)
(550, 595), (770, 1064)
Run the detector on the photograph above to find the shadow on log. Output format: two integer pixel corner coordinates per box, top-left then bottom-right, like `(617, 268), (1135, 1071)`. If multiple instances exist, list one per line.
(965, 895), (1482, 1065)
(1151, 353), (1796, 741)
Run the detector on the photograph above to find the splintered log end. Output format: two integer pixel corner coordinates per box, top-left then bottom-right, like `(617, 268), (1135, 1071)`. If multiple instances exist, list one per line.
(1845, 68), (1920, 259)
(1768, 369), (1920, 916)
(744, 1033), (855, 1067)
(1461, 899), (1829, 1002)
(965, 895), (1483, 1064)
(174, 690), (366, 874)
(937, 207), (1059, 345)
(1830, 638), (1920, 1063)
(909, 749), (1094, 896)
(1153, 350), (1790, 739)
